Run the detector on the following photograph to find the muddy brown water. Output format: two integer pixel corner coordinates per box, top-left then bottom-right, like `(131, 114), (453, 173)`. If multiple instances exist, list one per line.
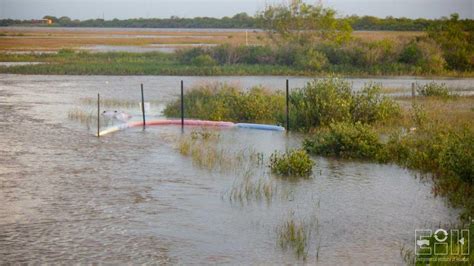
(0, 74), (464, 264)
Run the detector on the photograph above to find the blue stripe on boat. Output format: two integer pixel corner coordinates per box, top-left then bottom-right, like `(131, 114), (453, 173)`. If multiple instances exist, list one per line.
(235, 123), (285, 131)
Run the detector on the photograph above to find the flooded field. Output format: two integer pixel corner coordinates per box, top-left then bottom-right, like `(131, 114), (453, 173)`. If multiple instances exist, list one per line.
(0, 74), (464, 264)
(0, 27), (423, 53)
(80, 44), (218, 53)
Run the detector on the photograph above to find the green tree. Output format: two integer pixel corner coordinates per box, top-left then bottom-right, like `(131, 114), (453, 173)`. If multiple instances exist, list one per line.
(258, 0), (352, 46)
(428, 13), (474, 71)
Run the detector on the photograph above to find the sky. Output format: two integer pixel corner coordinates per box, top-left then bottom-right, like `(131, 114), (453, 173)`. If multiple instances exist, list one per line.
(0, 0), (473, 20)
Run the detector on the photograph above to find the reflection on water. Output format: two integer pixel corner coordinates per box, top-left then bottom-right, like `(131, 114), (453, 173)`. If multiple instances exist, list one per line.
(0, 74), (462, 264)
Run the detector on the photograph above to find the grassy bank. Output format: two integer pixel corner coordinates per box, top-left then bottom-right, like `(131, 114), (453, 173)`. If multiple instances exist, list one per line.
(1, 49), (473, 77)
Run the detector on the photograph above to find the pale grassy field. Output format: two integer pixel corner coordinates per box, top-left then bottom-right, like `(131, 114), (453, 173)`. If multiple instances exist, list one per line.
(0, 27), (423, 51)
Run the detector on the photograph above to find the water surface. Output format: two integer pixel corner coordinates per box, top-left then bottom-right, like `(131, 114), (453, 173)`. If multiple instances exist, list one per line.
(0, 74), (462, 264)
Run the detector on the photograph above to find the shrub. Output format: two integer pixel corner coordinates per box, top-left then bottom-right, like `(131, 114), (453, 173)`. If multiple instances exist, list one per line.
(381, 123), (474, 181)
(164, 78), (399, 131)
(416, 82), (451, 97)
(275, 44), (299, 66)
(316, 43), (352, 65)
(399, 39), (446, 74)
(163, 82), (285, 123)
(175, 47), (209, 64)
(439, 128), (474, 183)
(211, 44), (240, 64)
(399, 41), (423, 65)
(294, 48), (328, 71)
(237, 45), (275, 64)
(288, 78), (353, 129)
(269, 149), (314, 177)
(351, 83), (401, 124)
(416, 39), (446, 74)
(428, 14), (474, 71)
(191, 54), (217, 66)
(57, 48), (76, 56)
(303, 122), (383, 160)
(287, 78), (400, 130)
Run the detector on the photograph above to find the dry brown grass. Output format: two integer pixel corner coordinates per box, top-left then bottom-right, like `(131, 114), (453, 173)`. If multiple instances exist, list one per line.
(0, 28), (266, 51)
(373, 95), (474, 135)
(352, 31), (424, 41)
(0, 28), (422, 51)
(397, 95), (474, 127)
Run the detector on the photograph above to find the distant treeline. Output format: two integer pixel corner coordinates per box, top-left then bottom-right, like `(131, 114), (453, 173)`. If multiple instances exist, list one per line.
(1, 13), (473, 31)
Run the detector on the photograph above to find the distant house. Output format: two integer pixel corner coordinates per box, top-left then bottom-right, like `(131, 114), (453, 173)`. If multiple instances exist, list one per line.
(31, 19), (53, 25)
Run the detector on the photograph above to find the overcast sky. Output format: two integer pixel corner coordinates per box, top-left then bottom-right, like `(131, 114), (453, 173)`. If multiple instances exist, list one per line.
(1, 0), (473, 20)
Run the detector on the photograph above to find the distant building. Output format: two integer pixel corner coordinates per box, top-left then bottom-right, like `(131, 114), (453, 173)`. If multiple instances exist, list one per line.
(31, 19), (52, 25)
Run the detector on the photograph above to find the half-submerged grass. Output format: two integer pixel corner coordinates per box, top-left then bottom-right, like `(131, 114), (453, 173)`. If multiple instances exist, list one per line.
(80, 97), (138, 108)
(277, 214), (311, 260)
(177, 129), (263, 172)
(79, 97), (163, 109)
(227, 172), (276, 205)
(68, 108), (113, 128)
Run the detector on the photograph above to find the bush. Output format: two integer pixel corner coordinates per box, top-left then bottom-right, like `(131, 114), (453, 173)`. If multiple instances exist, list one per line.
(351, 83), (401, 124)
(275, 44), (299, 66)
(163, 82), (285, 123)
(399, 39), (446, 74)
(175, 47), (210, 64)
(382, 124), (474, 182)
(399, 42), (423, 65)
(191, 54), (217, 66)
(288, 78), (353, 130)
(210, 44), (240, 64)
(439, 128), (474, 183)
(269, 149), (314, 177)
(294, 48), (328, 71)
(164, 78), (399, 131)
(303, 122), (383, 160)
(416, 82), (451, 97)
(416, 39), (446, 74)
(287, 78), (400, 130)
(237, 45), (275, 64)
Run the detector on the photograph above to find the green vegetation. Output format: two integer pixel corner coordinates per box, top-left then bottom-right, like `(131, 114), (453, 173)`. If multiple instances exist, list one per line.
(277, 215), (310, 260)
(288, 79), (400, 130)
(164, 79), (400, 130)
(228, 175), (276, 204)
(165, 78), (474, 221)
(303, 122), (383, 160)
(164, 82), (285, 123)
(68, 107), (114, 128)
(1, 12), (473, 32)
(416, 82), (452, 98)
(177, 129), (263, 172)
(1, 6), (473, 77)
(380, 122), (474, 219)
(269, 149), (314, 178)
(428, 14), (474, 72)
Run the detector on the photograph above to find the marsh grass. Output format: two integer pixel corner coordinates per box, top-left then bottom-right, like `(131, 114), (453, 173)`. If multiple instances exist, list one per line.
(80, 97), (137, 108)
(79, 97), (163, 109)
(177, 129), (263, 172)
(416, 82), (456, 98)
(277, 214), (311, 260)
(228, 173), (277, 204)
(67, 108), (113, 128)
